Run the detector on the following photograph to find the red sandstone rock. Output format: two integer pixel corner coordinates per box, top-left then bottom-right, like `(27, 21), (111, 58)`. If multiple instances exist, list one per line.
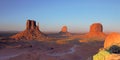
(104, 32), (120, 48)
(26, 20), (31, 30)
(61, 26), (67, 32)
(11, 20), (46, 40)
(85, 23), (106, 41)
(59, 26), (71, 36)
(90, 23), (103, 32)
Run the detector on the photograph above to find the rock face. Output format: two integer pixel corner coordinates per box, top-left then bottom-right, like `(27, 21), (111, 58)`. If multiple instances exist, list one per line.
(59, 26), (71, 36)
(90, 23), (103, 32)
(11, 20), (46, 40)
(86, 23), (106, 41)
(93, 32), (120, 60)
(61, 26), (67, 32)
(104, 32), (120, 49)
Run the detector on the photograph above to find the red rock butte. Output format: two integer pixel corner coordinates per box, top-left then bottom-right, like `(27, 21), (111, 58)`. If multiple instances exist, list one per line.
(90, 23), (103, 32)
(104, 32), (120, 49)
(59, 26), (71, 36)
(61, 26), (67, 32)
(86, 23), (106, 40)
(10, 20), (46, 40)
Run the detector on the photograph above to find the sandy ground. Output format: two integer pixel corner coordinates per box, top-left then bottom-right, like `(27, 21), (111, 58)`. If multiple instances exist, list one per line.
(0, 33), (104, 60)
(0, 41), (103, 60)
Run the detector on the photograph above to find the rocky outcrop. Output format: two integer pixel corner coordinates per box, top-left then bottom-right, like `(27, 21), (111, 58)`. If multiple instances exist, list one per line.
(61, 26), (67, 32)
(10, 20), (46, 40)
(104, 32), (120, 49)
(85, 23), (106, 41)
(26, 20), (39, 30)
(59, 26), (71, 36)
(90, 23), (103, 32)
(93, 33), (120, 60)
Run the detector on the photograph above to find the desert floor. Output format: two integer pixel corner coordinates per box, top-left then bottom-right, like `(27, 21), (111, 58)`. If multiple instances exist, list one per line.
(0, 32), (104, 60)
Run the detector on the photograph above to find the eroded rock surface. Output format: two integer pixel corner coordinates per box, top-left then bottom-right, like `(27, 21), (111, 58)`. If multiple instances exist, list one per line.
(10, 20), (46, 40)
(85, 23), (106, 41)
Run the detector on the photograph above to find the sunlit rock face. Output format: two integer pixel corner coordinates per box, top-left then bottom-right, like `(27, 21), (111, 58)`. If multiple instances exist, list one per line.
(61, 26), (67, 32)
(59, 26), (71, 36)
(11, 20), (46, 40)
(90, 23), (103, 32)
(104, 32), (120, 49)
(85, 23), (106, 41)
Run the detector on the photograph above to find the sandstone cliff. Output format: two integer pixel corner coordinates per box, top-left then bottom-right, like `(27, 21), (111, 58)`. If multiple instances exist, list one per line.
(85, 23), (106, 41)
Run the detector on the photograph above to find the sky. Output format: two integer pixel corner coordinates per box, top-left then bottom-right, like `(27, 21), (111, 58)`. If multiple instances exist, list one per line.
(0, 0), (120, 33)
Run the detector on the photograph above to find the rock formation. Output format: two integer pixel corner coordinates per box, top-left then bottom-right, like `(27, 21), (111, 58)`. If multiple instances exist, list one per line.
(85, 23), (106, 41)
(93, 32), (120, 60)
(59, 26), (71, 36)
(90, 23), (103, 32)
(104, 32), (120, 49)
(10, 20), (46, 40)
(61, 26), (67, 32)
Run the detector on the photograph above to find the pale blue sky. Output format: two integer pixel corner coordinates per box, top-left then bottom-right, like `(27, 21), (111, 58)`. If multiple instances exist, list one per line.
(0, 0), (120, 33)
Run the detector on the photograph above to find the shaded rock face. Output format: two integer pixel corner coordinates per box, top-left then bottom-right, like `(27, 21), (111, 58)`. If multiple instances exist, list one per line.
(85, 23), (106, 41)
(104, 32), (120, 49)
(10, 20), (46, 40)
(26, 20), (39, 30)
(59, 26), (71, 36)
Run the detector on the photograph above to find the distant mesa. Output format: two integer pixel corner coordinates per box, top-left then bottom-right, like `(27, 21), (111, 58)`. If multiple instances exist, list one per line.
(85, 23), (106, 41)
(90, 23), (103, 32)
(104, 32), (120, 49)
(10, 20), (46, 40)
(59, 26), (71, 36)
(61, 26), (68, 32)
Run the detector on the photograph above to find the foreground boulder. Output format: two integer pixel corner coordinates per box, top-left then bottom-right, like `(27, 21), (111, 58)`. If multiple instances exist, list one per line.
(59, 26), (71, 36)
(85, 23), (106, 41)
(104, 32), (120, 49)
(93, 32), (120, 60)
(10, 20), (46, 40)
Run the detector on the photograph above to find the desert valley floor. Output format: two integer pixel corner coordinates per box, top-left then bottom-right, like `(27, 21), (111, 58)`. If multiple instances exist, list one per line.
(0, 32), (104, 60)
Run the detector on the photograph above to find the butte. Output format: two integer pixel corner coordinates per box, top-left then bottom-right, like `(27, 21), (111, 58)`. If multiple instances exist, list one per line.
(85, 23), (106, 41)
(10, 20), (46, 40)
(59, 26), (71, 36)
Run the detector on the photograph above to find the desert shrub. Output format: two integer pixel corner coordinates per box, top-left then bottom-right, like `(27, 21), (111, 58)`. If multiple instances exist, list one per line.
(93, 50), (110, 60)
(108, 45), (120, 54)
